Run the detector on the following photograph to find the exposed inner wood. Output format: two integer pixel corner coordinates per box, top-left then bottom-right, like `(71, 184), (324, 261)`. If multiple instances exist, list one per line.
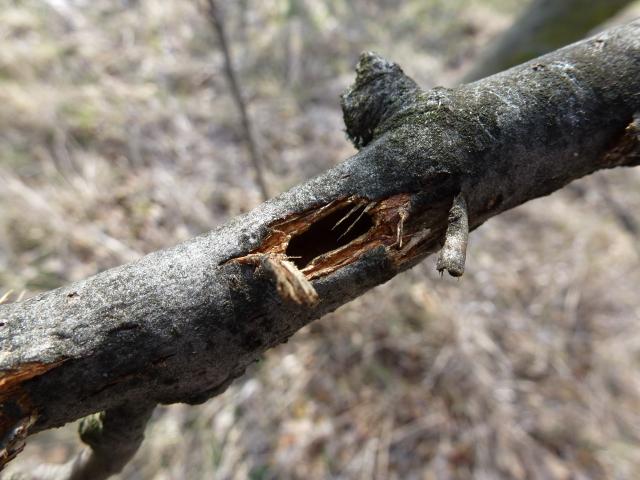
(0, 410), (36, 467)
(232, 193), (419, 280)
(0, 361), (65, 395)
(0, 359), (67, 468)
(261, 254), (319, 305)
(603, 114), (640, 167)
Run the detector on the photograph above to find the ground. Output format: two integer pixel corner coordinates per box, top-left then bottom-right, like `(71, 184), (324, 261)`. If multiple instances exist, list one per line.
(2, 0), (640, 478)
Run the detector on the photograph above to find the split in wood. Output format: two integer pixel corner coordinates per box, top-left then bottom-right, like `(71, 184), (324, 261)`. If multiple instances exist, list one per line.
(436, 193), (469, 277)
(229, 193), (423, 282)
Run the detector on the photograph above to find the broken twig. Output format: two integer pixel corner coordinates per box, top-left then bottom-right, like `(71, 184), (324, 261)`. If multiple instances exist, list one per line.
(437, 194), (469, 277)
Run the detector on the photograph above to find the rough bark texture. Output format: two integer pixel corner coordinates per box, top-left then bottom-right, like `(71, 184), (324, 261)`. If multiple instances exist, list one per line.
(462, 0), (640, 242)
(464, 0), (636, 82)
(1, 20), (639, 470)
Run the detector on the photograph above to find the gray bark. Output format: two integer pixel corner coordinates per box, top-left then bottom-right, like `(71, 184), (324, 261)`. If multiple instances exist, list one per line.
(463, 0), (640, 243)
(1, 19), (639, 471)
(464, 0), (636, 82)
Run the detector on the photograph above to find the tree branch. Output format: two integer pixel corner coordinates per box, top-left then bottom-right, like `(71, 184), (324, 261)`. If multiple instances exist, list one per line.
(463, 0), (636, 82)
(1, 19), (639, 471)
(17, 402), (155, 480)
(463, 0), (640, 243)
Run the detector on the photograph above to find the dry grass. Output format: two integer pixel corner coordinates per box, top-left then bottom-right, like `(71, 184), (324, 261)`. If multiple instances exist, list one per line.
(2, 0), (640, 478)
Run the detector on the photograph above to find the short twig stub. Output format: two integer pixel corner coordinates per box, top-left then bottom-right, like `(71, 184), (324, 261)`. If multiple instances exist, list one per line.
(436, 193), (469, 277)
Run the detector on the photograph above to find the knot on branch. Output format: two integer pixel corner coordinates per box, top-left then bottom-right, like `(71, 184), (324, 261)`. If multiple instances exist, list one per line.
(341, 51), (419, 149)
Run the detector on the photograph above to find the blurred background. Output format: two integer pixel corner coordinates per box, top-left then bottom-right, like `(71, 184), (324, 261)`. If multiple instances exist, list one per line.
(2, 0), (640, 478)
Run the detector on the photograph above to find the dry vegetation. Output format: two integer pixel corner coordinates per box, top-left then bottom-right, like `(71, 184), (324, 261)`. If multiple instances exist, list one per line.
(2, 0), (640, 478)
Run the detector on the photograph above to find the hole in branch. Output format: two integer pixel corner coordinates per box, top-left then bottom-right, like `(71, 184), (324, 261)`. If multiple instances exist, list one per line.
(286, 203), (374, 269)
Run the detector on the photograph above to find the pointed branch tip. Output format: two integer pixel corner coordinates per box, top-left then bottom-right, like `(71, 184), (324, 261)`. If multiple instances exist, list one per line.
(354, 51), (398, 81)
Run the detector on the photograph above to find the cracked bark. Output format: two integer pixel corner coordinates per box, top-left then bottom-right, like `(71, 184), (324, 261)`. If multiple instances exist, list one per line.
(1, 20), (639, 472)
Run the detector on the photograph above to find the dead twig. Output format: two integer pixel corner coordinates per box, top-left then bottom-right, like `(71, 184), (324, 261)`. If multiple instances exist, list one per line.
(206, 0), (270, 201)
